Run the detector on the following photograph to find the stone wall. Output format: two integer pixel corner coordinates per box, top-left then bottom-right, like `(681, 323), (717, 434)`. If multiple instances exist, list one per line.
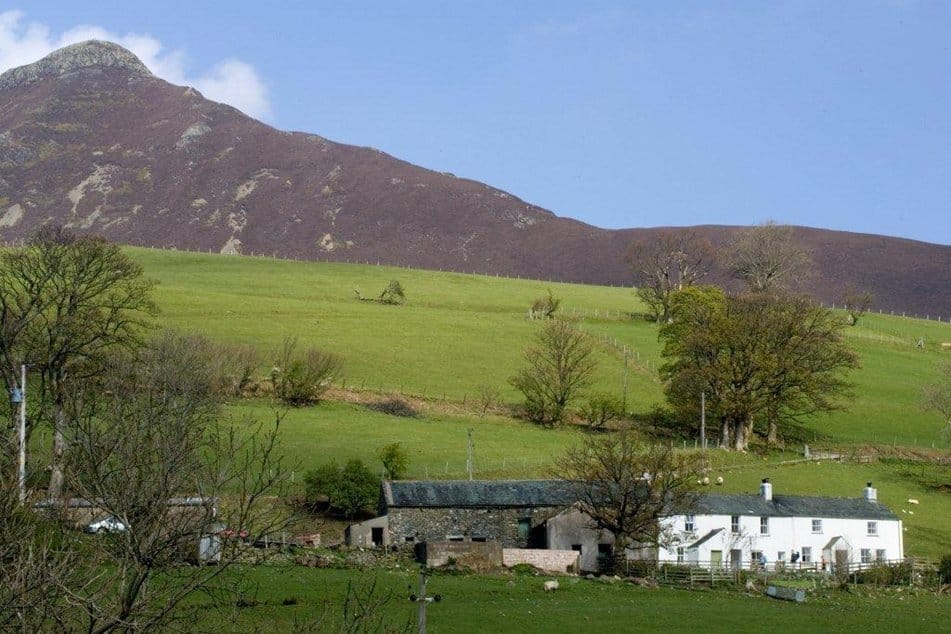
(387, 506), (563, 548)
(418, 540), (503, 568)
(503, 548), (579, 574)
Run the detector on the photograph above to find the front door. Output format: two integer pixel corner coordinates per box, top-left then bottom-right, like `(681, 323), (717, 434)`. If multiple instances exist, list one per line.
(710, 550), (723, 568)
(730, 549), (742, 570)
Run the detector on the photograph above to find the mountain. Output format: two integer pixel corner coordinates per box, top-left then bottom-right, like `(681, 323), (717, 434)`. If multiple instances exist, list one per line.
(1, 41), (949, 316)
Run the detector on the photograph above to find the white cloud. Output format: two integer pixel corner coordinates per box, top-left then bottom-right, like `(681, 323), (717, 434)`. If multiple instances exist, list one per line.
(0, 10), (272, 120)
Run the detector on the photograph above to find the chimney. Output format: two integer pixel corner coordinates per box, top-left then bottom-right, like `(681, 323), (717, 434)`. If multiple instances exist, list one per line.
(760, 478), (773, 501)
(863, 481), (877, 502)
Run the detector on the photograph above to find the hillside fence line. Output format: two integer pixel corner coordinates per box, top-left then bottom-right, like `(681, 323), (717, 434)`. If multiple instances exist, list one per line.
(4, 241), (944, 324)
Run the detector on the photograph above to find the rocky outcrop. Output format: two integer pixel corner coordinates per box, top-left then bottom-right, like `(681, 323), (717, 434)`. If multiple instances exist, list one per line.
(0, 40), (152, 92)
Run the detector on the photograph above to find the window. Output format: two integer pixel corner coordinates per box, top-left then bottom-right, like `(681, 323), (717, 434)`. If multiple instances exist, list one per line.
(448, 535), (464, 542)
(801, 547), (812, 563)
(571, 544), (582, 552)
(471, 536), (487, 543)
(676, 547), (685, 563)
(812, 519), (822, 534)
(751, 551), (763, 566)
(760, 516), (769, 535)
(876, 549), (886, 562)
(685, 515), (695, 532)
(404, 536), (415, 543)
(517, 518), (531, 540)
(777, 551), (786, 562)
(867, 521), (878, 536)
(731, 515), (740, 534)
(860, 549), (871, 564)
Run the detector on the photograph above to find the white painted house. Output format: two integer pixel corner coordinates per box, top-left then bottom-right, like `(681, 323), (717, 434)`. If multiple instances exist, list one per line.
(657, 480), (903, 571)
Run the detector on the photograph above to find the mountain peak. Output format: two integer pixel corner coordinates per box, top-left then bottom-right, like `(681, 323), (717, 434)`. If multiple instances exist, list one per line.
(0, 40), (152, 92)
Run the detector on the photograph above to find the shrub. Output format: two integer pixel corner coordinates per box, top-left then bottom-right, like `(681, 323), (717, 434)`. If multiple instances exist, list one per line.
(367, 397), (418, 418)
(377, 442), (409, 480)
(379, 280), (406, 305)
(529, 290), (560, 320)
(272, 337), (342, 406)
(939, 554), (951, 584)
(304, 459), (379, 519)
(579, 393), (624, 430)
(854, 561), (914, 586)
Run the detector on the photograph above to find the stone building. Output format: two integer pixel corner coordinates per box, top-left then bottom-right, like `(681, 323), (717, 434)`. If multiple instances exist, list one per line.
(379, 479), (578, 548)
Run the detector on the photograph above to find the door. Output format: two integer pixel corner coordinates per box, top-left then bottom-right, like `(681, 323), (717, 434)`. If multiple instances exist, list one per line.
(371, 527), (384, 547)
(710, 550), (723, 568)
(730, 549), (742, 570)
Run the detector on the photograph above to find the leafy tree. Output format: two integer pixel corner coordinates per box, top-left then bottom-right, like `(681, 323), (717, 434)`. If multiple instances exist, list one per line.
(659, 288), (858, 450)
(379, 280), (406, 305)
(510, 319), (597, 426)
(923, 360), (951, 445)
(727, 221), (812, 293)
(843, 288), (874, 326)
(0, 225), (157, 497)
(578, 392), (625, 430)
(554, 432), (700, 573)
(305, 459), (379, 518)
(529, 289), (561, 320)
(271, 337), (342, 406)
(378, 442), (409, 480)
(627, 230), (712, 322)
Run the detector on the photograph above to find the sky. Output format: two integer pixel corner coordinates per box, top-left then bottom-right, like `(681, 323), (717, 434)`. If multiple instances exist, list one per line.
(1, 1), (949, 245)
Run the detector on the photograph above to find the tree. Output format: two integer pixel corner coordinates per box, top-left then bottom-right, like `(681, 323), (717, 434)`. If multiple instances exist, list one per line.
(378, 442), (409, 480)
(727, 221), (812, 294)
(923, 360), (951, 444)
(271, 336), (342, 406)
(529, 290), (560, 320)
(659, 288), (858, 450)
(379, 280), (406, 305)
(0, 225), (157, 498)
(510, 319), (597, 426)
(843, 288), (874, 326)
(578, 392), (625, 430)
(304, 459), (379, 519)
(627, 230), (713, 322)
(554, 431), (700, 573)
(1, 330), (289, 632)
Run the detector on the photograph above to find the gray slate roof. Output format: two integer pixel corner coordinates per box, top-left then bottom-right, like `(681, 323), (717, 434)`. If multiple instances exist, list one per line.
(689, 528), (725, 549)
(383, 480), (578, 508)
(689, 494), (898, 521)
(382, 480), (899, 521)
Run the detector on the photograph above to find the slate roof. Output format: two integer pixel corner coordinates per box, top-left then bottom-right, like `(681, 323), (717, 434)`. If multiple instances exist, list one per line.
(689, 528), (725, 549)
(382, 480), (578, 509)
(688, 494), (898, 521)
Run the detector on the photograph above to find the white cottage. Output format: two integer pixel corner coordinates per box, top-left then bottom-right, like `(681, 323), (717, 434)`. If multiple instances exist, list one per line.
(657, 480), (903, 571)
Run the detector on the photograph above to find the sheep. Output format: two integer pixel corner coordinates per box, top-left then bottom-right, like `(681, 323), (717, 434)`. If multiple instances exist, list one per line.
(715, 476), (724, 486)
(907, 498), (919, 505)
(543, 580), (559, 592)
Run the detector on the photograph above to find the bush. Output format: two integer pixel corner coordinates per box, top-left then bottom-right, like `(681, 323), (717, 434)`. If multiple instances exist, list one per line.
(939, 554), (951, 584)
(529, 290), (560, 320)
(304, 459), (379, 519)
(377, 442), (408, 480)
(379, 280), (406, 305)
(853, 561), (914, 586)
(272, 337), (342, 406)
(367, 397), (418, 418)
(579, 393), (624, 430)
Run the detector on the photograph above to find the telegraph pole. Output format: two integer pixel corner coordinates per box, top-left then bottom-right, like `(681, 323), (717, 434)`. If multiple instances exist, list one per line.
(18, 363), (26, 503)
(409, 571), (442, 634)
(700, 391), (706, 451)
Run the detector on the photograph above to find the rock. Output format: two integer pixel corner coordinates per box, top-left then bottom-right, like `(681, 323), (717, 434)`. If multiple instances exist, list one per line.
(0, 41), (152, 91)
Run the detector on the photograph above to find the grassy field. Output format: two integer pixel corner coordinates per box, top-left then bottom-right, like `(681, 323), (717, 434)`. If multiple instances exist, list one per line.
(133, 248), (950, 448)
(191, 566), (949, 633)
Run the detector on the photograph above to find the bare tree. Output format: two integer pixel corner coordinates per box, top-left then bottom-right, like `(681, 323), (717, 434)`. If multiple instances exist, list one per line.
(843, 288), (874, 326)
(54, 331), (290, 633)
(727, 221), (812, 293)
(923, 360), (951, 445)
(627, 230), (712, 322)
(529, 290), (561, 320)
(271, 337), (342, 406)
(510, 320), (597, 426)
(554, 432), (700, 572)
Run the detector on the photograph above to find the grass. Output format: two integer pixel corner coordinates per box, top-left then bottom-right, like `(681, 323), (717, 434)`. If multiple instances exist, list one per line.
(190, 566), (949, 633)
(134, 248), (951, 448)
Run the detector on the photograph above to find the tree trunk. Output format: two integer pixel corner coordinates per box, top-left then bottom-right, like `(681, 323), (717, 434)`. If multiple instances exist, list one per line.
(720, 417), (730, 449)
(732, 420), (746, 452)
(49, 401), (66, 499)
(767, 418), (779, 446)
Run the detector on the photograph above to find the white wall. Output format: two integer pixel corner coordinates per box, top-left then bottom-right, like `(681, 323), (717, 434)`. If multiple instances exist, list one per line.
(658, 513), (903, 567)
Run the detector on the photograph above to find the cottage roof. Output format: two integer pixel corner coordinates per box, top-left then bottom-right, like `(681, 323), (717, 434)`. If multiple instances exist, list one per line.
(688, 528), (724, 549)
(382, 480), (578, 509)
(689, 494), (898, 521)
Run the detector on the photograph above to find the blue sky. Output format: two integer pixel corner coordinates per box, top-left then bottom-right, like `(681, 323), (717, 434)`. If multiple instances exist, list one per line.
(2, 1), (949, 245)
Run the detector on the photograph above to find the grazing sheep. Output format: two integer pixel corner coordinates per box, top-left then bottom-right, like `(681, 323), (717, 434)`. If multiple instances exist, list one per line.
(908, 498), (919, 505)
(543, 580), (559, 592)
(716, 476), (724, 486)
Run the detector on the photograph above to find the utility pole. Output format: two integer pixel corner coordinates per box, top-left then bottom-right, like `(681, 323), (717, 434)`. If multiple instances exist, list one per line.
(466, 429), (474, 481)
(409, 570), (442, 634)
(9, 364), (27, 503)
(700, 391), (706, 451)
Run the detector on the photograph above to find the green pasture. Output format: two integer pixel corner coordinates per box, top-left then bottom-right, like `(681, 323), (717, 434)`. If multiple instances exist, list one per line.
(190, 566), (948, 633)
(133, 247), (950, 447)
